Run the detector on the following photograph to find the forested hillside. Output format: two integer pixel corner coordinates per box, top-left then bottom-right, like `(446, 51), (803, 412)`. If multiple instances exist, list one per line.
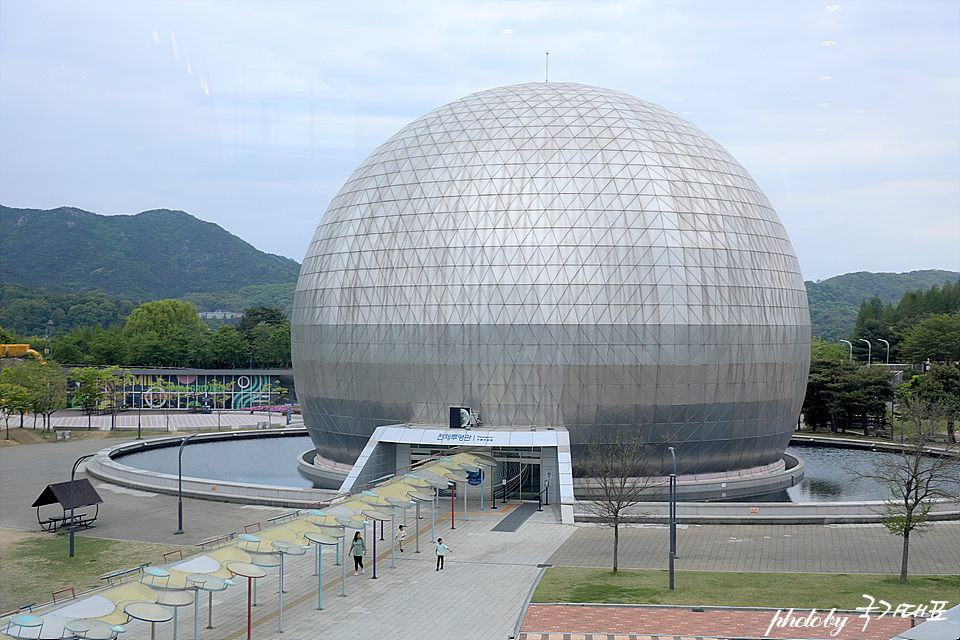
(0, 283), (138, 337)
(806, 270), (959, 340)
(0, 206), (299, 311)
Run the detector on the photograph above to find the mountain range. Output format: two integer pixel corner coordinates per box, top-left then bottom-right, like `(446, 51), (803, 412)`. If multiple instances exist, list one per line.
(1, 205), (300, 313)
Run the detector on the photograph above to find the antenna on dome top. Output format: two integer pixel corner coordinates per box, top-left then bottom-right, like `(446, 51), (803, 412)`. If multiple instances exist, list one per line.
(545, 51), (549, 82)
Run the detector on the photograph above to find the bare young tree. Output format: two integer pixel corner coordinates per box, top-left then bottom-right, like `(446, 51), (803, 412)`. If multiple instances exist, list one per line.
(856, 395), (956, 581)
(577, 425), (664, 573)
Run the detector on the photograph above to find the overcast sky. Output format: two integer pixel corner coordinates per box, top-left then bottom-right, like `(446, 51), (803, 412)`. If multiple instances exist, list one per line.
(1, 0), (957, 282)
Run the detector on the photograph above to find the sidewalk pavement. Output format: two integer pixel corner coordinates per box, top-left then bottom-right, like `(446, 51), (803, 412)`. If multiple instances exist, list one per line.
(43, 408), (292, 432)
(1, 433), (957, 639)
(519, 605), (916, 640)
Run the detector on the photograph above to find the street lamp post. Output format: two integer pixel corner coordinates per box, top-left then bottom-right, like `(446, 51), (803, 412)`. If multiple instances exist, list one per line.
(895, 390), (904, 445)
(858, 339), (872, 366)
(667, 446), (678, 591)
(45, 319), (54, 359)
(176, 434), (199, 534)
(878, 339), (890, 365)
(839, 339), (853, 363)
(70, 453), (95, 557)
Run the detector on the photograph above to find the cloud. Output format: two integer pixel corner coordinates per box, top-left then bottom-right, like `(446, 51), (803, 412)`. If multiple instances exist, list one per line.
(1, 0), (957, 282)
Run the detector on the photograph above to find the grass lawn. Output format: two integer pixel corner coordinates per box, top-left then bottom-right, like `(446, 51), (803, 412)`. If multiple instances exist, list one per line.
(533, 567), (958, 611)
(0, 530), (189, 614)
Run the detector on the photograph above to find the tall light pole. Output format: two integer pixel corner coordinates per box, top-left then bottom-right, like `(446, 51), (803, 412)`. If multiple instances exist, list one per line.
(839, 339), (853, 363)
(176, 434), (199, 534)
(858, 338), (872, 366)
(667, 446), (677, 591)
(878, 339), (890, 365)
(70, 453), (95, 557)
(45, 319), (54, 359)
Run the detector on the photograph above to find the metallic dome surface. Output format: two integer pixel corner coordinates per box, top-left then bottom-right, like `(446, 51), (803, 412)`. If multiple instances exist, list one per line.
(292, 82), (810, 475)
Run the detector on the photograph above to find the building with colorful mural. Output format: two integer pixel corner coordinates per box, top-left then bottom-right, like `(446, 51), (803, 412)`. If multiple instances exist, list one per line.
(68, 369), (294, 411)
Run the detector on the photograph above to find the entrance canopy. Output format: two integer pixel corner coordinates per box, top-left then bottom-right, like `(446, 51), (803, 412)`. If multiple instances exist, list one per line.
(339, 423), (574, 524)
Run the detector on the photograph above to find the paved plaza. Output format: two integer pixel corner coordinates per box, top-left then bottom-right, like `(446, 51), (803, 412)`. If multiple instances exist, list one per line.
(1, 431), (957, 639)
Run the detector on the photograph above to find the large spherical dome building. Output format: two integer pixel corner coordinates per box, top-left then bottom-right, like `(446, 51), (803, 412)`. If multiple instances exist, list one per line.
(292, 82), (810, 477)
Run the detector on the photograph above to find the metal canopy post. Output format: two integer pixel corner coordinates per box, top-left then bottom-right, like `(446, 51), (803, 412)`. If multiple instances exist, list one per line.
(372, 520), (377, 579)
(668, 446), (678, 591)
(341, 536), (346, 597)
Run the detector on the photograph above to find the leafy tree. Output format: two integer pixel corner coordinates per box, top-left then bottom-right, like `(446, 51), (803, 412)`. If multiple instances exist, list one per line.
(250, 324), (291, 368)
(802, 360), (893, 434)
(210, 326), (249, 368)
(845, 366), (894, 435)
(237, 306), (288, 336)
(69, 367), (107, 429)
(905, 364), (960, 443)
(88, 326), (126, 365)
(122, 300), (210, 366)
(4, 359), (69, 431)
(576, 425), (663, 573)
(810, 337), (846, 362)
(258, 380), (288, 426)
(0, 381), (31, 438)
(853, 395), (955, 581)
(899, 312), (960, 363)
(0, 325), (18, 343)
(803, 359), (854, 431)
(205, 380), (235, 429)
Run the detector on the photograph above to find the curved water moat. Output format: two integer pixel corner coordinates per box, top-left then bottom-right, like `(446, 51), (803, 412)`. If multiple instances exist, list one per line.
(114, 435), (959, 503)
(117, 433), (318, 489)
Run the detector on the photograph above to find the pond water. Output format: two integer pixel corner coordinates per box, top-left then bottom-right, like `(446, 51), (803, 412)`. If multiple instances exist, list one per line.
(116, 436), (959, 502)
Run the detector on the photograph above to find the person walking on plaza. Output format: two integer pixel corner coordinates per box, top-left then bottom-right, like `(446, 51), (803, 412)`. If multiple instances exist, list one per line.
(435, 537), (450, 570)
(351, 531), (366, 575)
(396, 524), (406, 552)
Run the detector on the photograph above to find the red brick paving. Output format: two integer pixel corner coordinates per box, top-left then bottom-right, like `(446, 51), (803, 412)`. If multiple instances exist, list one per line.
(520, 604), (916, 639)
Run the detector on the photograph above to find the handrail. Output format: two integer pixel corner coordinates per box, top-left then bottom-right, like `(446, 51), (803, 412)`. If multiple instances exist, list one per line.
(537, 485), (549, 511)
(196, 533), (238, 550)
(51, 587), (75, 604)
(163, 549), (183, 563)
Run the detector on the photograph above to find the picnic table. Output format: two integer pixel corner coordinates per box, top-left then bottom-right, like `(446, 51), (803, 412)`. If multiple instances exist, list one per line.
(32, 479), (103, 532)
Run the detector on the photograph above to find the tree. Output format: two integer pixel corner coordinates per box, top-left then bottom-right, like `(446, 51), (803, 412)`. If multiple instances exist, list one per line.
(844, 366), (894, 436)
(576, 425), (663, 573)
(803, 360), (893, 434)
(899, 312), (960, 363)
(6, 359), (69, 431)
(258, 380), (288, 426)
(906, 364), (960, 444)
(237, 305), (288, 336)
(853, 395), (956, 581)
(0, 381), (31, 439)
(210, 326), (248, 368)
(810, 337), (846, 363)
(143, 377), (177, 432)
(69, 366), (107, 430)
(802, 359), (852, 432)
(205, 380), (235, 429)
(122, 299), (210, 366)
